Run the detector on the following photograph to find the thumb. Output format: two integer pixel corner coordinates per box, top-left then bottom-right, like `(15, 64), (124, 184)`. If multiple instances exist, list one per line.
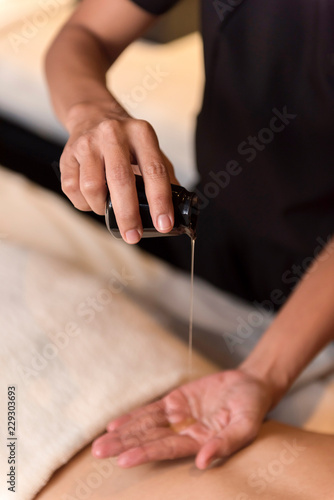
(195, 421), (258, 470)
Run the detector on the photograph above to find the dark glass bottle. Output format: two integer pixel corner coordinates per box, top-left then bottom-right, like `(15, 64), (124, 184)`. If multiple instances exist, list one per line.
(105, 175), (199, 239)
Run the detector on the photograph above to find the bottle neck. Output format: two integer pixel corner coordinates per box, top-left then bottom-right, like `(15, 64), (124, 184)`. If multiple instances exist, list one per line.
(171, 186), (199, 239)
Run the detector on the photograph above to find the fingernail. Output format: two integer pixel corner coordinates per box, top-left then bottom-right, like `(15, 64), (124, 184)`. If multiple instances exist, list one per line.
(117, 449), (139, 467)
(125, 229), (141, 244)
(157, 214), (172, 231)
(91, 446), (103, 458)
(117, 455), (130, 467)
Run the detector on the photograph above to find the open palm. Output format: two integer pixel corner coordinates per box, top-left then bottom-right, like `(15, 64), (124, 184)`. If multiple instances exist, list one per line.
(92, 370), (273, 469)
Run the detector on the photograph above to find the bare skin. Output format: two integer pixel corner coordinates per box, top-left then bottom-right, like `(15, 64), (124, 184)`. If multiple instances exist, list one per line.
(91, 237), (334, 468)
(45, 0), (334, 470)
(45, 0), (178, 244)
(35, 421), (334, 499)
(92, 370), (272, 469)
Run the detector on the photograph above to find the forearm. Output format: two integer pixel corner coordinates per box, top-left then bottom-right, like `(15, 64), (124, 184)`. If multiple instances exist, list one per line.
(44, 0), (175, 236)
(45, 24), (124, 131)
(45, 0), (157, 132)
(241, 237), (334, 407)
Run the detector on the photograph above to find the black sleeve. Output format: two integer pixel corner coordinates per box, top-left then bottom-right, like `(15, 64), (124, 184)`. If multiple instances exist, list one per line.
(129, 0), (180, 15)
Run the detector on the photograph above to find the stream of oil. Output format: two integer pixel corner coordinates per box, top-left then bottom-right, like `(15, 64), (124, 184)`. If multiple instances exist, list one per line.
(187, 237), (195, 381)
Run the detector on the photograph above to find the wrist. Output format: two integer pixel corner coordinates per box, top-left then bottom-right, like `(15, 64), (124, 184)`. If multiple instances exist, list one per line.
(239, 353), (291, 410)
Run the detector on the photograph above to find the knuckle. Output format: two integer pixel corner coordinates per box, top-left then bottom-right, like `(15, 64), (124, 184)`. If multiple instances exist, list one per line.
(129, 119), (155, 138)
(61, 176), (77, 195)
(136, 119), (153, 133)
(143, 160), (167, 180)
(75, 134), (95, 156)
(108, 165), (132, 185)
(81, 178), (103, 197)
(122, 432), (140, 449)
(99, 119), (122, 141)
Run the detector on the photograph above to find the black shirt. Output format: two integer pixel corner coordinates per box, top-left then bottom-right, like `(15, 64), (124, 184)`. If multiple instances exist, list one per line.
(133, 0), (334, 310)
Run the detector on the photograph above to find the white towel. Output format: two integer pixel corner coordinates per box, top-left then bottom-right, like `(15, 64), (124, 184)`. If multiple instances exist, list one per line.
(0, 240), (218, 500)
(1, 166), (333, 499)
(0, 167), (219, 499)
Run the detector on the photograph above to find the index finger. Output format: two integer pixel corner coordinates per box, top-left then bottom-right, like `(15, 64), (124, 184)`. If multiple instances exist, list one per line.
(106, 400), (168, 433)
(128, 120), (175, 234)
(117, 433), (199, 467)
(103, 121), (143, 244)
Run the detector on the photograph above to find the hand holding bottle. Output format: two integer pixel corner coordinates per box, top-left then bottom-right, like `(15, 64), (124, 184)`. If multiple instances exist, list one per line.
(60, 101), (179, 244)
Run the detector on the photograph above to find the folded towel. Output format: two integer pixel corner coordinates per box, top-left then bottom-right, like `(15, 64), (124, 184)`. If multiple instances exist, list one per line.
(0, 240), (217, 500)
(0, 167), (219, 499)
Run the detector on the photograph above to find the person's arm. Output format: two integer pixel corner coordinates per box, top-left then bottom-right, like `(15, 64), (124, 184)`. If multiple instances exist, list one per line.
(240, 236), (334, 405)
(45, 0), (178, 243)
(91, 237), (334, 468)
(36, 422), (334, 499)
